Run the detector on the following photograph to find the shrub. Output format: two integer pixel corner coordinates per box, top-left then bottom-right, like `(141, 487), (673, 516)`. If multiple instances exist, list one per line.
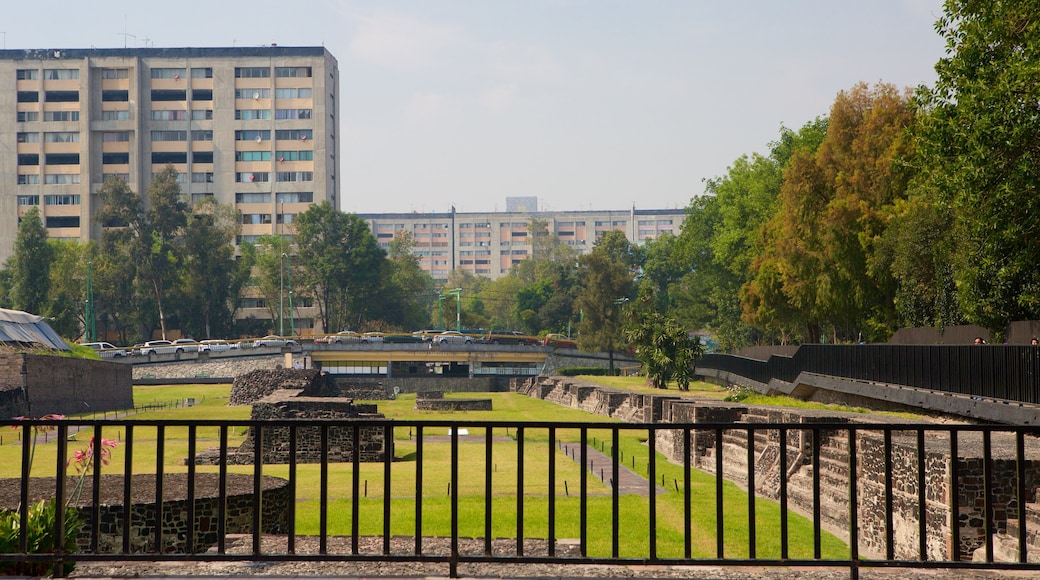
(0, 499), (79, 576)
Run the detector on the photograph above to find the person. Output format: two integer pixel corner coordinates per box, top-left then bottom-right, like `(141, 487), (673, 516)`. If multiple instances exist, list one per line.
(1032, 337), (1039, 345)
(974, 337), (984, 345)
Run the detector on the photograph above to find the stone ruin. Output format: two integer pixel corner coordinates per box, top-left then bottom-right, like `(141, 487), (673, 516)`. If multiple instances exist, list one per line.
(414, 390), (493, 411)
(193, 369), (391, 465)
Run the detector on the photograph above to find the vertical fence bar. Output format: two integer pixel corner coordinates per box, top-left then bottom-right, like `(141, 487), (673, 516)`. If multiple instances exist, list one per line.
(648, 426), (657, 561)
(54, 423), (69, 578)
(186, 424), (196, 554)
(580, 428), (588, 558)
(288, 424), (297, 554)
(320, 424), (329, 554)
(352, 423), (361, 555)
(485, 425), (493, 556)
(917, 429), (927, 560)
(517, 425), (525, 557)
(548, 426), (556, 557)
(950, 430), (960, 561)
(122, 424), (134, 554)
(779, 427), (789, 561)
(848, 428), (859, 580)
(982, 429), (994, 563)
(90, 424), (103, 553)
(18, 424), (31, 555)
(747, 426), (756, 559)
(154, 425), (165, 555)
(812, 427), (821, 559)
(450, 424), (459, 578)
(415, 425), (424, 555)
(683, 427), (692, 559)
(217, 425), (228, 554)
(716, 426), (724, 559)
(884, 428), (894, 561)
(1017, 430), (1028, 563)
(383, 423), (392, 555)
(252, 424), (263, 556)
(612, 427), (620, 559)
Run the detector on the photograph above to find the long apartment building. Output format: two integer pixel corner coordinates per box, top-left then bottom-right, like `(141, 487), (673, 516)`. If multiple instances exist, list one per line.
(0, 46), (339, 333)
(358, 201), (685, 283)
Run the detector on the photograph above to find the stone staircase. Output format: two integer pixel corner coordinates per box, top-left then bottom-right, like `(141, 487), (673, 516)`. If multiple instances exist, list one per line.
(985, 493), (1040, 563)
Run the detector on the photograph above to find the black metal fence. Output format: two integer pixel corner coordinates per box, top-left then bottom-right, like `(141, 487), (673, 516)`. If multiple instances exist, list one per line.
(700, 344), (1040, 404)
(3, 417), (1040, 579)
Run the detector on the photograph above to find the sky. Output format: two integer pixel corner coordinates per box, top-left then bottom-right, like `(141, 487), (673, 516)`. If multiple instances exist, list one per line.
(3, 0), (948, 215)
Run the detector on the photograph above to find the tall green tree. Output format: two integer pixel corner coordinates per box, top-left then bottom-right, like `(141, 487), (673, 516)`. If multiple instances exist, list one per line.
(177, 201), (244, 338)
(47, 240), (90, 340)
(916, 0), (1040, 338)
(576, 232), (638, 373)
(7, 207), (54, 315)
(371, 232), (435, 330)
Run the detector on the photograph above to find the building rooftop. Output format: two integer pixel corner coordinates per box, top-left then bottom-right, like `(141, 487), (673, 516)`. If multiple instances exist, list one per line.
(0, 46), (330, 61)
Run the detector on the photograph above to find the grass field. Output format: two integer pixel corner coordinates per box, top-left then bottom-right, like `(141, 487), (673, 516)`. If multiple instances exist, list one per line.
(1, 383), (849, 560)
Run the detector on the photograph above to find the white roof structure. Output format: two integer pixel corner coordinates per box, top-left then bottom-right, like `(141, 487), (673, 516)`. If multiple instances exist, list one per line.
(0, 308), (69, 351)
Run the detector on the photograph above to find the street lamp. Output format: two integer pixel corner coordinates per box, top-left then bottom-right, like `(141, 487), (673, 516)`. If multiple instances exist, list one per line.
(279, 252), (284, 336)
(284, 252), (295, 337)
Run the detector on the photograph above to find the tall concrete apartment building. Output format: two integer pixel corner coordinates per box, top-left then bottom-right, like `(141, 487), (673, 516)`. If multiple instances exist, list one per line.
(0, 45), (338, 256)
(359, 201), (686, 283)
(0, 46), (338, 333)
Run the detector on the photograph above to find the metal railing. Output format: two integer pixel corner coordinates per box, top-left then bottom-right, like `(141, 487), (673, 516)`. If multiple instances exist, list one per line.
(4, 417), (1040, 579)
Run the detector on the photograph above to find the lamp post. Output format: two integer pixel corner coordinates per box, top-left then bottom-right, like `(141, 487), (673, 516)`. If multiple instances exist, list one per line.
(284, 252), (295, 337)
(279, 252), (284, 336)
(445, 287), (462, 332)
(85, 260), (95, 342)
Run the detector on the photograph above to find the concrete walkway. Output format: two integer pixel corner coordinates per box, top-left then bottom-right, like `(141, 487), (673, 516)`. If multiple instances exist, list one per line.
(558, 440), (665, 495)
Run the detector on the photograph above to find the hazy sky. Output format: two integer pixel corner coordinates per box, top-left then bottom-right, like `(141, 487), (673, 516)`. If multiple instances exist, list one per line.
(4, 1), (947, 214)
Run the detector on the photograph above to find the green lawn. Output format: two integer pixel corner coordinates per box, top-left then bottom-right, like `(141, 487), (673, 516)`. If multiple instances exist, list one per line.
(1, 383), (848, 560)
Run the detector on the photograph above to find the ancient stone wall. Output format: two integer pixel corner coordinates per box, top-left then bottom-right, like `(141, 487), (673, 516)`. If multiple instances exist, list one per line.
(414, 398), (492, 411)
(0, 353), (132, 418)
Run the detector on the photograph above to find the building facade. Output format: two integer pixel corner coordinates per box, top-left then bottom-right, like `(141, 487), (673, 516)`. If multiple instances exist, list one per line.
(0, 46), (338, 333)
(359, 202), (685, 283)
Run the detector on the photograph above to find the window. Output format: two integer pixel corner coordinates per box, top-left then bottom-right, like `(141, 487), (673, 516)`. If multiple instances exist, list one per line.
(101, 110), (130, 121)
(276, 171), (313, 182)
(44, 194), (80, 205)
(191, 109), (213, 120)
(191, 130), (213, 141)
(17, 91), (39, 102)
(102, 90), (129, 101)
(44, 69), (79, 80)
(45, 91), (79, 103)
(275, 88), (313, 99)
(102, 152), (130, 164)
(275, 191), (313, 203)
(657, 219), (673, 225)
(236, 172), (270, 182)
(151, 110), (186, 121)
(150, 130), (187, 141)
(613, 221), (626, 226)
(46, 216), (80, 228)
(236, 151), (272, 162)
(236, 192), (270, 204)
(235, 109), (271, 120)
(151, 90), (185, 101)
(151, 68), (185, 79)
(274, 109), (311, 120)
(276, 213), (295, 225)
(101, 68), (129, 79)
(152, 152), (187, 164)
(17, 132), (39, 143)
(17, 69), (39, 80)
(275, 66), (311, 78)
(275, 150), (313, 161)
(102, 173), (129, 182)
(18, 154), (39, 166)
(191, 192), (214, 203)
(18, 175), (40, 185)
(275, 129), (312, 141)
(239, 297), (266, 309)
(235, 130), (270, 141)
(44, 132), (79, 143)
(44, 174), (80, 184)
(241, 213), (272, 225)
(235, 88), (270, 99)
(192, 151), (213, 164)
(191, 89), (212, 101)
(190, 67), (212, 78)
(235, 67), (270, 78)
(191, 171), (214, 183)
(17, 111), (39, 122)
(17, 195), (39, 205)
(45, 153), (79, 165)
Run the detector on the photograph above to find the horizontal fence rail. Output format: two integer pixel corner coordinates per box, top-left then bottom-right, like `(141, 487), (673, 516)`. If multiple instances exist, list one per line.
(700, 344), (1040, 405)
(3, 418), (1040, 578)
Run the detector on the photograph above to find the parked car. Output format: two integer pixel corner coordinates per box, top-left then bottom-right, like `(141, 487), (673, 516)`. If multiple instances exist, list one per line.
(484, 330), (535, 345)
(171, 338), (198, 354)
(361, 332), (385, 343)
(138, 340), (176, 356)
(411, 330), (440, 342)
(253, 335), (298, 348)
(543, 333), (578, 349)
(432, 330), (474, 345)
(315, 330), (361, 344)
(384, 332), (425, 343)
(198, 339), (240, 353)
(80, 342), (128, 359)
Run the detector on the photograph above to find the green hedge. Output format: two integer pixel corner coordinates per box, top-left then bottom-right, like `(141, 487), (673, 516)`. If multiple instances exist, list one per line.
(557, 367), (610, 376)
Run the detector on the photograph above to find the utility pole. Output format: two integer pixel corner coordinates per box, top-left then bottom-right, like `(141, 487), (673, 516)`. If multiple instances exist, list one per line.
(445, 287), (463, 332)
(284, 252), (294, 336)
(85, 260), (95, 342)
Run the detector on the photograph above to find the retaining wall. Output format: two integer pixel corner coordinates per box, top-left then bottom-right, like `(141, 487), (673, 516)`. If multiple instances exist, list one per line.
(0, 353), (132, 418)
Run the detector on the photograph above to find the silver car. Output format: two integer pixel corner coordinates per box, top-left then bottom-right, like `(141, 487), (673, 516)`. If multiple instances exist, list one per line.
(432, 330), (474, 345)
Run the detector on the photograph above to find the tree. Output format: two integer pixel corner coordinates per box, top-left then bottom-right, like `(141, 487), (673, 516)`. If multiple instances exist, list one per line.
(576, 232), (638, 373)
(7, 207), (54, 315)
(626, 305), (702, 390)
(371, 232), (436, 330)
(47, 240), (90, 340)
(177, 201), (243, 339)
(916, 1), (1040, 338)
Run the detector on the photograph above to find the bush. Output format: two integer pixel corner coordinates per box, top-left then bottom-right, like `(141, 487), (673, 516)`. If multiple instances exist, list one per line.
(558, 367), (610, 376)
(0, 499), (79, 576)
